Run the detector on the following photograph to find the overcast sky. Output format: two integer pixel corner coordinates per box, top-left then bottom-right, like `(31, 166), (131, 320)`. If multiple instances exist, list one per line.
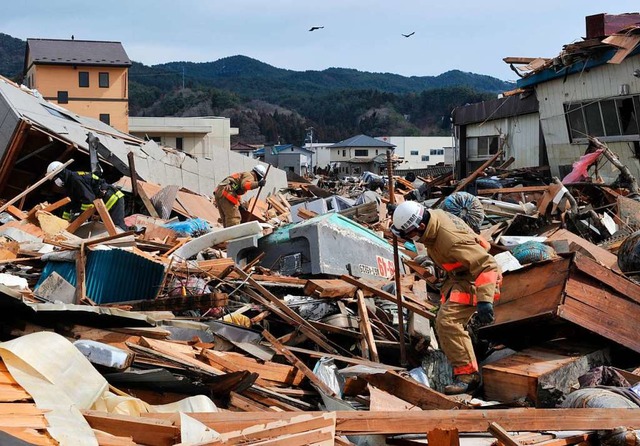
(2, 1), (639, 81)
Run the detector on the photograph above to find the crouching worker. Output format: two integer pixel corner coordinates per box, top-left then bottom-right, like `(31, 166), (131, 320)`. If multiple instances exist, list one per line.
(214, 165), (266, 227)
(391, 201), (500, 394)
(47, 161), (126, 230)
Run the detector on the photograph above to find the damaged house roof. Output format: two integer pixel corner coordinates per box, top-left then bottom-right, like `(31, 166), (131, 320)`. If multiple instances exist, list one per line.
(329, 134), (396, 149)
(506, 14), (640, 89)
(0, 77), (287, 213)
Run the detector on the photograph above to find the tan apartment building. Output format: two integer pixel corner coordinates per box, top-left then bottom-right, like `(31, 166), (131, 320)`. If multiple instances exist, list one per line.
(23, 38), (131, 132)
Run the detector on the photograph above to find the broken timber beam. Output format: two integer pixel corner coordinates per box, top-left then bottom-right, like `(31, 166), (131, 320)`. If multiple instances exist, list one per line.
(340, 274), (436, 321)
(164, 408), (640, 435)
(262, 329), (337, 397)
(357, 290), (379, 362)
(234, 266), (345, 355)
(93, 198), (118, 236)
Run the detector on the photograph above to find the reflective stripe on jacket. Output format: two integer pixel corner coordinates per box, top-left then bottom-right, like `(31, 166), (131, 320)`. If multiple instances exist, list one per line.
(417, 209), (500, 306)
(215, 171), (258, 205)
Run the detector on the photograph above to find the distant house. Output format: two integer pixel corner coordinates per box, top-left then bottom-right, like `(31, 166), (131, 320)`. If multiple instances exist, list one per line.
(230, 141), (260, 158)
(23, 38), (131, 132)
(303, 142), (334, 172)
(328, 134), (395, 177)
(377, 136), (454, 170)
(259, 144), (314, 175)
(129, 116), (239, 158)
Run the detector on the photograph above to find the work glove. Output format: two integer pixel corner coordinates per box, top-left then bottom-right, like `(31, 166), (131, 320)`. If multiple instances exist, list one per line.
(258, 179), (266, 187)
(386, 202), (398, 216)
(413, 254), (435, 276)
(476, 301), (495, 326)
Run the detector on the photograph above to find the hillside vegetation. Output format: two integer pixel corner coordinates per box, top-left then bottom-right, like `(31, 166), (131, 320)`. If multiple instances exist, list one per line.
(0, 34), (509, 145)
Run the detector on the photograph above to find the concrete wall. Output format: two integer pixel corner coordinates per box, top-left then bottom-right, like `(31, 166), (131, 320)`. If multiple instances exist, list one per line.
(129, 116), (238, 159)
(535, 55), (640, 180)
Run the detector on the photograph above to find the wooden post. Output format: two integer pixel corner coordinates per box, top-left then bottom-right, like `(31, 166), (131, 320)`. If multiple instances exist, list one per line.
(93, 198), (118, 236)
(357, 290), (379, 362)
(249, 164), (271, 214)
(386, 150), (408, 366)
(428, 428), (460, 446)
(67, 206), (97, 234)
(127, 152), (139, 199)
(488, 422), (519, 446)
(0, 159), (73, 214)
(75, 242), (87, 304)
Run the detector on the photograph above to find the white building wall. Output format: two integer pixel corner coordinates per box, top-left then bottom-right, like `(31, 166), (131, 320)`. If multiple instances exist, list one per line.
(378, 136), (452, 169)
(465, 113), (540, 169)
(304, 143), (333, 169)
(129, 116), (239, 159)
(535, 55), (640, 179)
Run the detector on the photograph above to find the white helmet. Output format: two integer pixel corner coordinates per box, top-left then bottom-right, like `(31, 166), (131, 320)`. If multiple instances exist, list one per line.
(392, 201), (424, 236)
(252, 164), (267, 179)
(47, 161), (64, 175)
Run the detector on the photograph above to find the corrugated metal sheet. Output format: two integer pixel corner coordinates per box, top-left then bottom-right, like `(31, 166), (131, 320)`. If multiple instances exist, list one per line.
(37, 248), (165, 304)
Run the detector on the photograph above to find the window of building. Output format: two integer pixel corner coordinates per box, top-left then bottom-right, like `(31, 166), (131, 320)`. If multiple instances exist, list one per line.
(421, 155), (430, 162)
(150, 136), (162, 143)
(79, 71), (89, 87)
(410, 150), (419, 156)
(176, 137), (184, 151)
(99, 114), (110, 125)
(565, 96), (640, 142)
(99, 72), (110, 88)
(467, 136), (500, 158)
(342, 149), (346, 157)
(57, 91), (68, 104)
(354, 149), (368, 157)
(430, 149), (444, 155)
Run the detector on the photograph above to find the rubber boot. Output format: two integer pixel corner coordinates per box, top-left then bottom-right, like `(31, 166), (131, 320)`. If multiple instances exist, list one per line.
(443, 373), (480, 395)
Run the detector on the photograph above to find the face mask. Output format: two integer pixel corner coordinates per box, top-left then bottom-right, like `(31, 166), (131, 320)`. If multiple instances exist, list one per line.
(54, 178), (64, 187)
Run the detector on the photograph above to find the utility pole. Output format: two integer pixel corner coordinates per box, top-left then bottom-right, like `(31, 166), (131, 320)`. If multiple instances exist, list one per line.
(182, 66), (185, 90)
(306, 127), (315, 173)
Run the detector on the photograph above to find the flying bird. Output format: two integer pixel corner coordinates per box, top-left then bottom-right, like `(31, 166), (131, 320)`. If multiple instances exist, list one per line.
(309, 26), (324, 32)
(402, 32), (415, 38)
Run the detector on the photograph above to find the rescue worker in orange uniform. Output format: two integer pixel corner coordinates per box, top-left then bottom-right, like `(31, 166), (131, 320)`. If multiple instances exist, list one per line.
(214, 165), (267, 227)
(391, 201), (500, 394)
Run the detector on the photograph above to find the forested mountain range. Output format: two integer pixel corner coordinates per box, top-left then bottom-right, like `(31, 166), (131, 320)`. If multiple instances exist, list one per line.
(0, 33), (512, 145)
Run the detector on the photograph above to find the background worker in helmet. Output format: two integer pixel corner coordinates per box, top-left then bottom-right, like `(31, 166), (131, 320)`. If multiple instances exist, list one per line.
(47, 161), (127, 230)
(214, 165), (267, 227)
(391, 201), (500, 395)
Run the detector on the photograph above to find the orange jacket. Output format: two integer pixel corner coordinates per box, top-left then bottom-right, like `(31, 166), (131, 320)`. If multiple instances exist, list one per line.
(215, 171), (259, 205)
(417, 209), (500, 306)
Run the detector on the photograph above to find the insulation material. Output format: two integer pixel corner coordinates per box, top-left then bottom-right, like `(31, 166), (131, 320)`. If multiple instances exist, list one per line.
(0, 332), (218, 445)
(440, 191), (485, 230)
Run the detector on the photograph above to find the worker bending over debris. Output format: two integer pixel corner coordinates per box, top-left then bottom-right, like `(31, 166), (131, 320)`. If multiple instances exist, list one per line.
(47, 161), (127, 231)
(391, 201), (501, 395)
(214, 165), (267, 227)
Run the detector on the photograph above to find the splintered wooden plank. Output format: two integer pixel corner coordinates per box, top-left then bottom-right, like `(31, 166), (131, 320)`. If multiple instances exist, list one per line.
(67, 206), (97, 233)
(363, 371), (466, 410)
(229, 391), (271, 412)
(215, 413), (335, 446)
(357, 291), (379, 362)
(488, 422), (519, 446)
(200, 350), (305, 386)
(83, 409), (179, 446)
(341, 275), (436, 321)
(561, 277), (640, 353)
(261, 330), (336, 397)
(234, 267), (342, 355)
(93, 198), (118, 236)
(0, 428), (57, 446)
(428, 428), (460, 446)
(368, 384), (422, 411)
(155, 408), (640, 434)
(572, 253), (640, 304)
(303, 279), (359, 298)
